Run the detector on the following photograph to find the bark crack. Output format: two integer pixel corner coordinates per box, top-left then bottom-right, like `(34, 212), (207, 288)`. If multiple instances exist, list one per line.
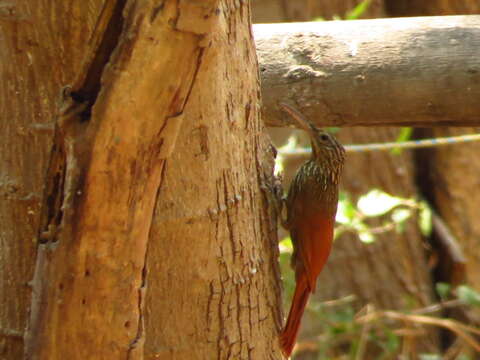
(37, 0), (128, 245)
(27, 1), (130, 356)
(126, 261), (147, 359)
(126, 161), (167, 358)
(166, 46), (206, 120)
(72, 0), (127, 107)
(223, 171), (238, 256)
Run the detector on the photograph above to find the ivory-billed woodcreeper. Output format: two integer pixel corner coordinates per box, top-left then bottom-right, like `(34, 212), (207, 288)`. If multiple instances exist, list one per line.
(278, 103), (345, 357)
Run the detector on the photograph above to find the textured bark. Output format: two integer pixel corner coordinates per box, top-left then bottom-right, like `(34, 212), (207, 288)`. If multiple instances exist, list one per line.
(0, 2), (107, 358)
(25, 1), (218, 358)
(254, 16), (480, 128)
(143, 2), (284, 359)
(1, 1), (283, 359)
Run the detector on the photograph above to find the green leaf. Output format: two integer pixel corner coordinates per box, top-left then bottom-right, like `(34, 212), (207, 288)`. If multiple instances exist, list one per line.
(419, 201), (433, 236)
(336, 194), (356, 224)
(345, 0), (371, 20)
(279, 237), (293, 252)
(435, 282), (451, 300)
(357, 189), (403, 217)
(391, 208), (411, 223)
(396, 127), (413, 142)
(384, 331), (400, 353)
(326, 127), (340, 134)
(390, 127), (412, 155)
(357, 222), (375, 243)
(391, 208), (411, 233)
(274, 156), (284, 175)
(457, 285), (480, 307)
(275, 134), (301, 175)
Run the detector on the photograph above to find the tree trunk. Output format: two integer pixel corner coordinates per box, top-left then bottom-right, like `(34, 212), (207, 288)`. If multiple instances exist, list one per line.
(1, 1), (283, 359)
(142, 2), (284, 359)
(0, 2), (108, 357)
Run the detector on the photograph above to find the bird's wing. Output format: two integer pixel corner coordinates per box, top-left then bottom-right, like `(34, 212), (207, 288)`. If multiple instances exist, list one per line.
(293, 214), (334, 293)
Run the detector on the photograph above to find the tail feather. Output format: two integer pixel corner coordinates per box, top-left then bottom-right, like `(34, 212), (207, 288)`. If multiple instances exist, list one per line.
(279, 278), (310, 358)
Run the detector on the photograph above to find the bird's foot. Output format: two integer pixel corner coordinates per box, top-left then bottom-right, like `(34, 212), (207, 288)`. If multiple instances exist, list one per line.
(261, 172), (289, 230)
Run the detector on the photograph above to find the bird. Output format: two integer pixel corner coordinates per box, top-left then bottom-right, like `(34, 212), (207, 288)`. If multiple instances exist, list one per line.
(278, 103), (345, 358)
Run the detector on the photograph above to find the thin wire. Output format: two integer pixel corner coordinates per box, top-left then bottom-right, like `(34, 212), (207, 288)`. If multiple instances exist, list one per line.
(279, 133), (480, 155)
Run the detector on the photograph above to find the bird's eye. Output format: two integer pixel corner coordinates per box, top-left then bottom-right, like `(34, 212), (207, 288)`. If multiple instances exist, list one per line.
(320, 134), (329, 141)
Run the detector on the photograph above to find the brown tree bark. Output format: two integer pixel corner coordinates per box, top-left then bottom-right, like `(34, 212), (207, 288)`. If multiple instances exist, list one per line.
(142, 1), (284, 359)
(1, 1), (283, 359)
(0, 2), (108, 358)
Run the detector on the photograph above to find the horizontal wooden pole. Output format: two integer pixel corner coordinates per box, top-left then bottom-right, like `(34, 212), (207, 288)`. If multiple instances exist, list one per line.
(254, 16), (480, 127)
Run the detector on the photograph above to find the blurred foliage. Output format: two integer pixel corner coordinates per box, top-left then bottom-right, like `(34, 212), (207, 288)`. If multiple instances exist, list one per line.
(391, 127), (413, 155)
(314, 0), (371, 21)
(335, 189), (431, 243)
(345, 0), (372, 20)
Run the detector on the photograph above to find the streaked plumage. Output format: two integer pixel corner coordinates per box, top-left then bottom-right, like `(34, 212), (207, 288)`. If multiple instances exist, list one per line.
(279, 103), (345, 357)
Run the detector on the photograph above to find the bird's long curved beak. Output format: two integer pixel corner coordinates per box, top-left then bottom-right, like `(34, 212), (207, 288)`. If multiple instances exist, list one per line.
(279, 102), (317, 135)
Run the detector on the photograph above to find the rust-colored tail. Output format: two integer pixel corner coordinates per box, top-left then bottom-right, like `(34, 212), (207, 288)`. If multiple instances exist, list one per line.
(279, 277), (310, 358)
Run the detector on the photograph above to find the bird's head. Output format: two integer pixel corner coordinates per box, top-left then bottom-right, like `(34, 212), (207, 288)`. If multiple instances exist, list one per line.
(279, 103), (345, 165)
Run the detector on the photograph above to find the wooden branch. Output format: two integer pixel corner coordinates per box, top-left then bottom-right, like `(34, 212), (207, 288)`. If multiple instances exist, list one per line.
(254, 16), (480, 127)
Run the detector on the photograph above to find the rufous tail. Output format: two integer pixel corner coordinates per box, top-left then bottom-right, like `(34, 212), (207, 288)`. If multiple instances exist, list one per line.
(279, 277), (310, 358)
